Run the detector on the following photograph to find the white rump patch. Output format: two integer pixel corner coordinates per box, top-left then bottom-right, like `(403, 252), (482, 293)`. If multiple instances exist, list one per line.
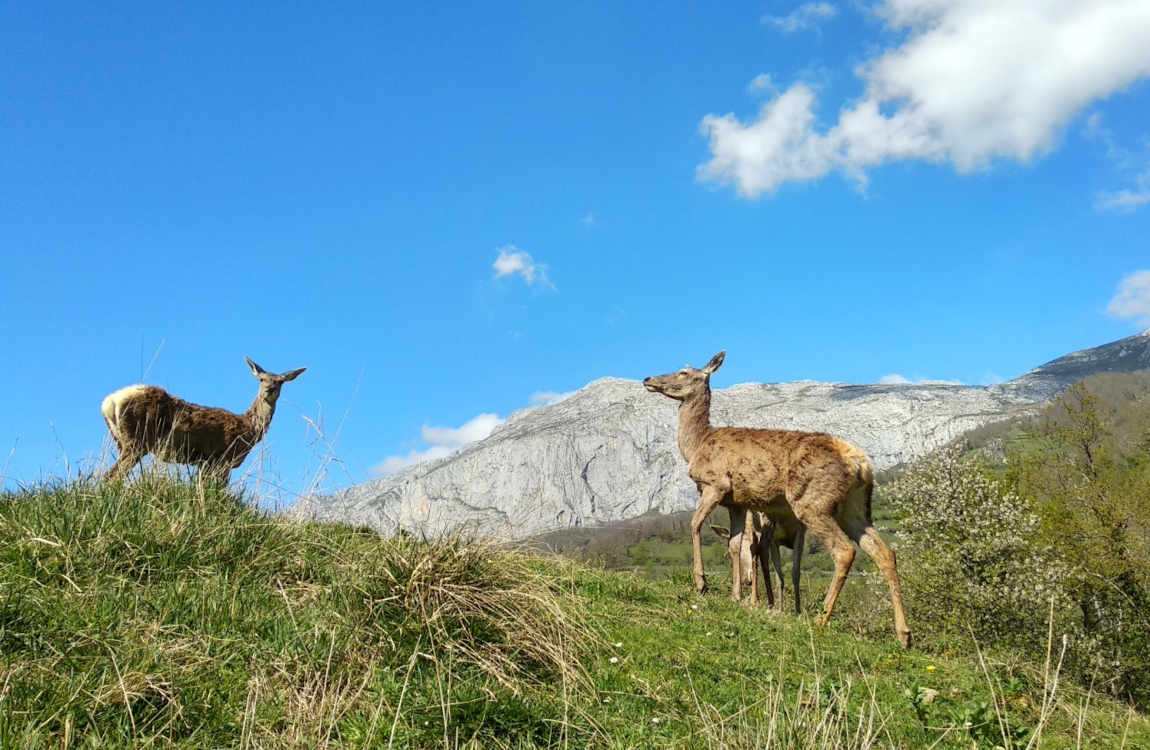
(100, 385), (149, 442)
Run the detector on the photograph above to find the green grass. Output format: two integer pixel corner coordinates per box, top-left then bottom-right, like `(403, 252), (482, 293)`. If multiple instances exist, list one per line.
(2, 477), (1147, 748)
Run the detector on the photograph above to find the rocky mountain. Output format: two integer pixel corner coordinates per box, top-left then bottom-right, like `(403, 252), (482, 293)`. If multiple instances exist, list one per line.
(1004, 328), (1150, 400)
(289, 331), (1150, 540)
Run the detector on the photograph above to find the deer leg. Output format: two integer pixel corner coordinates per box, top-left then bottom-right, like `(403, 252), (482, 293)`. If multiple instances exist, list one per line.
(791, 526), (805, 615)
(845, 517), (912, 648)
(798, 510), (855, 628)
(768, 529), (785, 612)
(757, 534), (775, 609)
(754, 515), (775, 609)
(105, 450), (142, 482)
(691, 484), (725, 595)
(726, 506), (748, 601)
(742, 519), (759, 605)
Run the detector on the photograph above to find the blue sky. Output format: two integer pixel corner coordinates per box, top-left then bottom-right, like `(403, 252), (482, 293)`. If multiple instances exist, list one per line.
(3, 1), (1150, 503)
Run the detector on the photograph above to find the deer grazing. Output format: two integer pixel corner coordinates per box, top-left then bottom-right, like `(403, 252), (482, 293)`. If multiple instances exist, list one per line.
(101, 357), (305, 484)
(644, 351), (911, 647)
(713, 510), (806, 614)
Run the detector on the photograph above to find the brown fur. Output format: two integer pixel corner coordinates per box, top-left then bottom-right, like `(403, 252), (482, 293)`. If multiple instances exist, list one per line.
(645, 351), (911, 647)
(101, 357), (305, 484)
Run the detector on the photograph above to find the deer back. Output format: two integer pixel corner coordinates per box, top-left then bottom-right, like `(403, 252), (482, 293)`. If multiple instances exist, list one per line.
(688, 428), (857, 511)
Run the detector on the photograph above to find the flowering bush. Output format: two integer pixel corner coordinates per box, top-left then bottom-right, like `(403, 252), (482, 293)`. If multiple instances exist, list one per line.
(884, 448), (1083, 656)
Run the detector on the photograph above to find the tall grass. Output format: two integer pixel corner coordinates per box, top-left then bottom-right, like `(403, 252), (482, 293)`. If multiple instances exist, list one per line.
(0, 475), (592, 747)
(2, 475), (1146, 747)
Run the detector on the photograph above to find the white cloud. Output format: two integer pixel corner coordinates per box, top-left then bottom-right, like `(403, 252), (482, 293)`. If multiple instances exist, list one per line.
(700, 1), (1150, 197)
(747, 73), (776, 93)
(372, 413), (504, 476)
(529, 390), (574, 407)
(1107, 270), (1150, 328)
(493, 245), (554, 288)
(581, 212), (596, 226)
(371, 386), (584, 477)
(421, 413), (504, 447)
(763, 3), (838, 33)
(1097, 185), (1150, 211)
(879, 373), (963, 385)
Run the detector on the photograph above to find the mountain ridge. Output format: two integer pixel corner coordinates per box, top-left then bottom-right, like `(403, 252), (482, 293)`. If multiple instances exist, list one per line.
(289, 331), (1150, 540)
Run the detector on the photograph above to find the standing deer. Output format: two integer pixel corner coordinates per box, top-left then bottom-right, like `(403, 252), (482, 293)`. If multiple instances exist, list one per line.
(644, 351), (911, 647)
(101, 357), (306, 484)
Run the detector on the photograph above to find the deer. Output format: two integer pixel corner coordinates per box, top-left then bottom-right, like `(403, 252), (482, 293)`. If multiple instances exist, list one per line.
(101, 357), (306, 484)
(712, 510), (806, 614)
(644, 351), (911, 648)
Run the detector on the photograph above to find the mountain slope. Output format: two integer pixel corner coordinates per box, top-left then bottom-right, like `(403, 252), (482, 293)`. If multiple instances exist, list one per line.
(1005, 328), (1150, 399)
(290, 332), (1150, 540)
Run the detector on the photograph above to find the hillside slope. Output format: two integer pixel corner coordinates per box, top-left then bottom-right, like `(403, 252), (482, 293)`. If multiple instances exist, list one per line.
(3, 478), (1147, 748)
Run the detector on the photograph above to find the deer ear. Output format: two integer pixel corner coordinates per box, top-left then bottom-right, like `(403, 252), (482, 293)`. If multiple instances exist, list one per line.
(709, 524), (730, 540)
(246, 357), (266, 377)
(703, 351), (725, 374)
(280, 367), (306, 382)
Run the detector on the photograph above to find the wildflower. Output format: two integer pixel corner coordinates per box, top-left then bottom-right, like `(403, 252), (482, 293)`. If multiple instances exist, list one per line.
(651, 717), (661, 725)
(690, 604), (698, 610)
(609, 656), (619, 664)
(925, 665), (936, 672)
(613, 641), (623, 648)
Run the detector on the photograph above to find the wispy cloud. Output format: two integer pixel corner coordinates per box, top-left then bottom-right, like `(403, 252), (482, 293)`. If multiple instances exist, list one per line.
(1107, 270), (1150, 329)
(1085, 112), (1150, 212)
(529, 390), (574, 407)
(701, 1), (1150, 198)
(373, 386), (581, 477)
(879, 374), (963, 386)
(493, 245), (554, 289)
(581, 212), (596, 226)
(762, 3), (837, 34)
(1097, 185), (1150, 212)
(371, 413), (504, 477)
(746, 73), (776, 94)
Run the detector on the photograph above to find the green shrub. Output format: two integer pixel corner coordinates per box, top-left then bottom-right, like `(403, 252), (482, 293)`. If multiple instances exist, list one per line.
(1007, 384), (1150, 706)
(884, 448), (1081, 656)
(887, 381), (1150, 710)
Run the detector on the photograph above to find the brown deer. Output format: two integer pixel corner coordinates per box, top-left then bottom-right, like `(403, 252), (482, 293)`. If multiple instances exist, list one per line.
(644, 351), (911, 647)
(101, 357), (305, 484)
(712, 510), (806, 613)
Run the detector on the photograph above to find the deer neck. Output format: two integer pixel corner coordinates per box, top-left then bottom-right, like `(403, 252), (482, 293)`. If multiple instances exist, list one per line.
(677, 387), (713, 462)
(244, 395), (277, 441)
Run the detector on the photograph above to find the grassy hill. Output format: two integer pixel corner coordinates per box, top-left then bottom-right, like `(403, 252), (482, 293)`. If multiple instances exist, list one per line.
(2, 477), (1148, 748)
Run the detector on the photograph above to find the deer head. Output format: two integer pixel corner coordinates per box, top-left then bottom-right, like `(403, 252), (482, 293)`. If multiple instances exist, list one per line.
(642, 351), (724, 401)
(246, 356), (306, 406)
